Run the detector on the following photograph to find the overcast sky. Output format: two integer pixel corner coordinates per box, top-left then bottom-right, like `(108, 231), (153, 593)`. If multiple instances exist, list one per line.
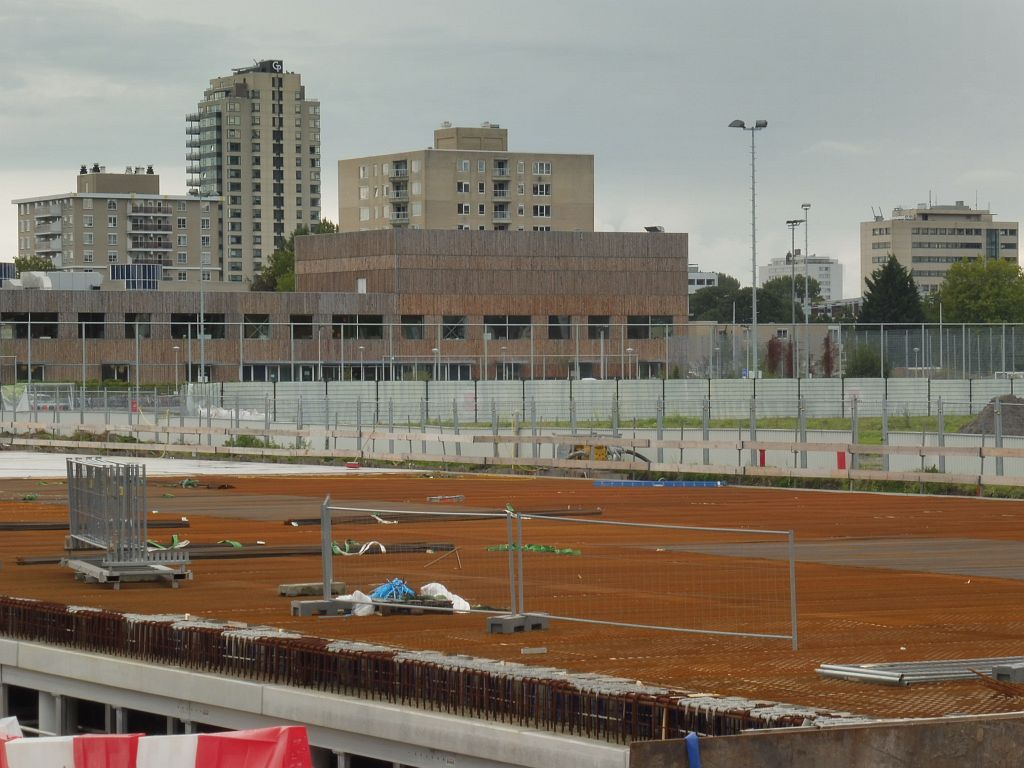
(4, 0), (1023, 297)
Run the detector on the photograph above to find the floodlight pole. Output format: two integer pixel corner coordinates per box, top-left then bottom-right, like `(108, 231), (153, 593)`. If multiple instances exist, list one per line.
(787, 219), (804, 378)
(729, 119), (768, 378)
(802, 203), (811, 376)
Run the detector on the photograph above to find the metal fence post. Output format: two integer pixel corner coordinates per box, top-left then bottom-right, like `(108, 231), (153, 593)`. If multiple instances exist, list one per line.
(420, 398), (427, 455)
(851, 396), (860, 472)
(505, 509), (518, 615)
(656, 397), (664, 465)
(995, 397), (1004, 477)
(937, 397), (945, 474)
(612, 397), (620, 438)
(453, 400), (461, 458)
(356, 397), (363, 456)
(749, 397), (758, 467)
(321, 496), (333, 602)
(798, 397), (807, 470)
(789, 529), (799, 651)
(531, 399), (538, 460)
(79, 386), (85, 426)
(881, 399), (890, 473)
(388, 399), (395, 456)
(491, 401), (499, 459)
(702, 396), (711, 466)
(570, 398), (577, 437)
(264, 394), (270, 446)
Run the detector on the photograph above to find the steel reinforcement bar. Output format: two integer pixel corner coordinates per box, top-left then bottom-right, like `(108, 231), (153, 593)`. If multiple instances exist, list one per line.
(0, 596), (808, 742)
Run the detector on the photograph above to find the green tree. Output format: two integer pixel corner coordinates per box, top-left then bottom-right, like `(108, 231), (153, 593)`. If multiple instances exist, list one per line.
(859, 255), (924, 323)
(14, 254), (58, 275)
(935, 258), (1024, 323)
(758, 276), (823, 323)
(844, 344), (890, 377)
(688, 273), (742, 322)
(251, 219), (338, 292)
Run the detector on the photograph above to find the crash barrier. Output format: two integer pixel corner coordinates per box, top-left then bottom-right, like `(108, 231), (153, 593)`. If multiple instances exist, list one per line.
(0, 719), (312, 768)
(0, 597), (804, 742)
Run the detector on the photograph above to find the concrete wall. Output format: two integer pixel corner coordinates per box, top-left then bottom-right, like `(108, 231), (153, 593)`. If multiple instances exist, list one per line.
(629, 714), (1024, 767)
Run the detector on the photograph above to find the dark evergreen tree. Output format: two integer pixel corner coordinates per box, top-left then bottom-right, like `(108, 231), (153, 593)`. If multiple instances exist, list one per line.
(859, 255), (924, 323)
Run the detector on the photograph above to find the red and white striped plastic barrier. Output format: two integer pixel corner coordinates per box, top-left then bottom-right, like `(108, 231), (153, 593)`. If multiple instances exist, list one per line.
(0, 719), (311, 768)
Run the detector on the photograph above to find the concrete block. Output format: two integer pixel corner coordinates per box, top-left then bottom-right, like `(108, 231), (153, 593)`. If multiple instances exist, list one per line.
(278, 581), (346, 597)
(993, 663), (1024, 683)
(290, 600), (349, 617)
(487, 613), (549, 634)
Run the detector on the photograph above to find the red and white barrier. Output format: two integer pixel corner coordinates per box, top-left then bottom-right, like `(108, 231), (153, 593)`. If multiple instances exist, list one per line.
(0, 721), (311, 768)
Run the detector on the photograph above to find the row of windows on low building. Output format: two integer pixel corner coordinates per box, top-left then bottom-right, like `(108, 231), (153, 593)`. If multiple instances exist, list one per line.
(0, 314), (677, 342)
(358, 159), (554, 179)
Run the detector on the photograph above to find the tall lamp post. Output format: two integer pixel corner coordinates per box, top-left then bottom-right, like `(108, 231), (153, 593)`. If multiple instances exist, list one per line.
(801, 202), (811, 376)
(172, 346), (180, 391)
(786, 218), (804, 378)
(729, 119), (768, 378)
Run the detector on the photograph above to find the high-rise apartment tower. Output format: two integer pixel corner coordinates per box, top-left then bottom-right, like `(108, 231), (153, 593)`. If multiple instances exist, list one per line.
(186, 60), (321, 284)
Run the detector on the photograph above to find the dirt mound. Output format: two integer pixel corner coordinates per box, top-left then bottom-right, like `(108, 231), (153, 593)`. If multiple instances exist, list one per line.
(958, 394), (1024, 435)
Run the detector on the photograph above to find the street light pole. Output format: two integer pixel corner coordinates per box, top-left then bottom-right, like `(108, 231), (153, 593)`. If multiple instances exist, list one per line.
(358, 345), (365, 381)
(173, 346), (180, 391)
(786, 218), (804, 378)
(729, 119), (768, 378)
(801, 202), (811, 376)
(432, 347), (440, 381)
(626, 347), (634, 380)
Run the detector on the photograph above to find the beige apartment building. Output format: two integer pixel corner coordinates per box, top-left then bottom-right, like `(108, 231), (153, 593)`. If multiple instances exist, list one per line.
(187, 60), (321, 283)
(12, 165), (224, 291)
(860, 201), (1018, 294)
(337, 124), (594, 232)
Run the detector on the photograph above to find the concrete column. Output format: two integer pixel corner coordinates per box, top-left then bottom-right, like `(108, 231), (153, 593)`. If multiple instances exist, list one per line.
(0, 683), (9, 718)
(114, 706), (128, 734)
(37, 691), (60, 736)
(335, 753), (352, 768)
(182, 720), (198, 734)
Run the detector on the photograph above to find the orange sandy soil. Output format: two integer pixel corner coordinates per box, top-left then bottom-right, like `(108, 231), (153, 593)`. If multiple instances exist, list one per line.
(3, 472), (1024, 720)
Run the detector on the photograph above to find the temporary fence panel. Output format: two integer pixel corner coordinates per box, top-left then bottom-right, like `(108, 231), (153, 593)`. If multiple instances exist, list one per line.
(618, 381), (663, 420)
(884, 379), (932, 417)
(515, 514), (797, 647)
(931, 382), (973, 415)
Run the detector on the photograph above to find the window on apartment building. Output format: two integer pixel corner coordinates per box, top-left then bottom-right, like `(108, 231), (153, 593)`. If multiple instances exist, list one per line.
(548, 315), (573, 340)
(532, 205), (551, 217)
(244, 314), (271, 340)
(107, 200), (116, 210)
(82, 215), (93, 228)
(401, 315), (424, 340)
(477, 204), (485, 215)
(107, 234), (117, 245)
(478, 160), (486, 173)
(107, 251), (118, 262)
(518, 204), (525, 216)
(458, 159), (469, 172)
(533, 161), (552, 175)
(83, 198), (93, 210)
(517, 183), (525, 195)
(442, 316), (466, 340)
(177, 252), (187, 264)
(177, 217), (187, 229)
(76, 313), (105, 339)
(457, 203), (471, 215)
(478, 182), (485, 194)
(83, 250), (93, 263)
(177, 235), (187, 246)
(533, 226), (551, 231)
(533, 183), (552, 196)
(107, 215), (117, 227)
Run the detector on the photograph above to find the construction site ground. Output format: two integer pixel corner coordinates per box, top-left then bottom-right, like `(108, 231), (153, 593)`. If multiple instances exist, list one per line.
(3, 463), (1024, 722)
